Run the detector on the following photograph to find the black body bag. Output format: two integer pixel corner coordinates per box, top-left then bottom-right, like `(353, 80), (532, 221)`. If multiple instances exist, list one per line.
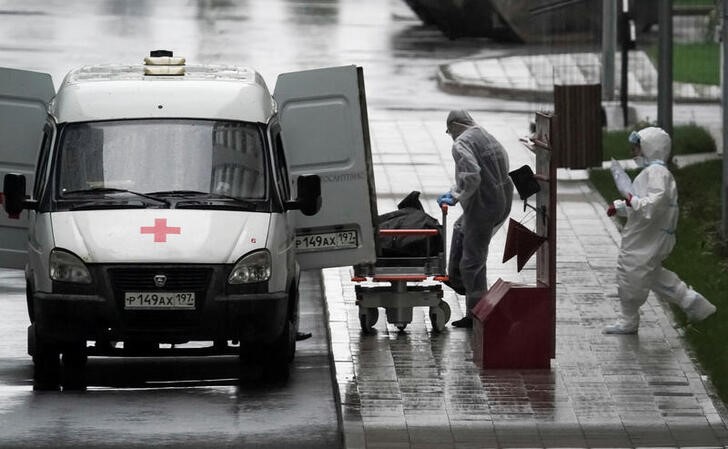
(377, 191), (443, 257)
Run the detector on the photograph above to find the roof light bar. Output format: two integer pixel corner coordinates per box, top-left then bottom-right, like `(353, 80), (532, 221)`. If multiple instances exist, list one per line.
(144, 49), (185, 76)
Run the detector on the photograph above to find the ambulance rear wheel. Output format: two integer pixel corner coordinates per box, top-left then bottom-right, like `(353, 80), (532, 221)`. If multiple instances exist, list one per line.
(359, 307), (379, 333)
(429, 301), (451, 333)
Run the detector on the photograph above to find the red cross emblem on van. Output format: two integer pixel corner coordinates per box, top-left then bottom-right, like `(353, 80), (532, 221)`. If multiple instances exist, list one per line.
(140, 218), (181, 242)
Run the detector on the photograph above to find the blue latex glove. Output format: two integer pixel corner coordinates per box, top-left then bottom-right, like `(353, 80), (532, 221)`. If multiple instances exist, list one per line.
(437, 192), (456, 207)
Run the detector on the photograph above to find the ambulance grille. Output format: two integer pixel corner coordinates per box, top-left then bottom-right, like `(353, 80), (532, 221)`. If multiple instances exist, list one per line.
(108, 267), (213, 291)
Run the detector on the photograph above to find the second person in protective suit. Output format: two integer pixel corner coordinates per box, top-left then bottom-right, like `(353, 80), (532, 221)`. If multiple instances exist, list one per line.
(604, 126), (717, 334)
(438, 110), (513, 328)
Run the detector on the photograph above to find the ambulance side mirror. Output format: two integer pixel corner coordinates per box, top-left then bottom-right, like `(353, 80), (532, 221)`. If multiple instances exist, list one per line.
(287, 174), (321, 216)
(3, 173), (33, 219)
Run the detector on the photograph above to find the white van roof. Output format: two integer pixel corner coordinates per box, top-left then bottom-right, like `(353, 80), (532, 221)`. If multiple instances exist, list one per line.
(50, 64), (276, 124)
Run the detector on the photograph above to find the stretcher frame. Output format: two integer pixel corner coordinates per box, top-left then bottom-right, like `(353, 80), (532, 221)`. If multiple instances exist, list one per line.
(352, 205), (452, 332)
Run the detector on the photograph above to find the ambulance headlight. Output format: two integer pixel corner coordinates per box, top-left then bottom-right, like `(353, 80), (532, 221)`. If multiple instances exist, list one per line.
(49, 249), (92, 284)
(228, 250), (271, 284)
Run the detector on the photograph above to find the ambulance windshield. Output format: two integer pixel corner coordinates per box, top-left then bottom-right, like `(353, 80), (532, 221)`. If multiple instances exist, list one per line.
(56, 119), (266, 200)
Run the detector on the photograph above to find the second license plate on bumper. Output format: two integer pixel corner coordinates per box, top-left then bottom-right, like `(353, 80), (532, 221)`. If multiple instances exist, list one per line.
(124, 292), (196, 310)
(295, 230), (358, 251)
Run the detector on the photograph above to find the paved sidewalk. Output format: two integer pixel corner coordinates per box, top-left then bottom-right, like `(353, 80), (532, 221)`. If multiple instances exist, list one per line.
(322, 111), (728, 448)
(437, 50), (724, 150)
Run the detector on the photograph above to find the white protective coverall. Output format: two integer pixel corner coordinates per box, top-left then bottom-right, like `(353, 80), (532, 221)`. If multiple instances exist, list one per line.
(604, 127), (717, 334)
(444, 111), (513, 321)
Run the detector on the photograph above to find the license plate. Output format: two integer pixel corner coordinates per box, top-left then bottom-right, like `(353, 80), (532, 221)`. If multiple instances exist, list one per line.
(124, 292), (196, 310)
(295, 230), (358, 251)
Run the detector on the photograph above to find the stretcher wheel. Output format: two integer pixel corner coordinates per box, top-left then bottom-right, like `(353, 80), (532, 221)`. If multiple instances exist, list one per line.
(396, 323), (407, 332)
(429, 301), (451, 333)
(359, 307), (379, 333)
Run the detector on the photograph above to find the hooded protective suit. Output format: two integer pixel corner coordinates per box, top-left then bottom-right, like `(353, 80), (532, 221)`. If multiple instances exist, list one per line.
(442, 111), (513, 322)
(604, 127), (716, 334)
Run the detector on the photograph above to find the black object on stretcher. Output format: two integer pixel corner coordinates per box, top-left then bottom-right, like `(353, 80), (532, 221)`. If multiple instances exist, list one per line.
(352, 192), (451, 333)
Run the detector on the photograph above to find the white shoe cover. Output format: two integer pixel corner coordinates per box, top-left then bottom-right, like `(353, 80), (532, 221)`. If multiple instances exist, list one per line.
(684, 293), (716, 323)
(603, 319), (639, 334)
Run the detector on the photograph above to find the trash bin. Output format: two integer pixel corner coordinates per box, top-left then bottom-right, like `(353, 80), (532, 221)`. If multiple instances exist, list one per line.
(472, 279), (554, 369)
(553, 83), (602, 169)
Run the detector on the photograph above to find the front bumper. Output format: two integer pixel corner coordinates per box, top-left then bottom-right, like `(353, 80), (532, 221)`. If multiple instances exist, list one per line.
(33, 264), (290, 345)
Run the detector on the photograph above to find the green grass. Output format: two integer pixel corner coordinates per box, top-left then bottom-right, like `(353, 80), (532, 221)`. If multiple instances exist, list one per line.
(602, 124), (716, 160)
(674, 43), (720, 85)
(674, 0), (714, 6)
(646, 42), (720, 86)
(590, 132), (728, 404)
(666, 161), (728, 403)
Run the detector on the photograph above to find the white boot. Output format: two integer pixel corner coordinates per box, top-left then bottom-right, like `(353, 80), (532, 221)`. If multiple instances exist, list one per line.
(684, 293), (716, 323)
(603, 317), (639, 334)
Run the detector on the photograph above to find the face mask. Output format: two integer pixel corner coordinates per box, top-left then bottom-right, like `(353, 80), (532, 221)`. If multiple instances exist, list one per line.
(628, 130), (641, 145)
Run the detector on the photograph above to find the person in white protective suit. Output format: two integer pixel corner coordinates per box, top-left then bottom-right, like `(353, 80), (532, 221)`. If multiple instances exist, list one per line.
(437, 110), (513, 328)
(604, 126), (717, 334)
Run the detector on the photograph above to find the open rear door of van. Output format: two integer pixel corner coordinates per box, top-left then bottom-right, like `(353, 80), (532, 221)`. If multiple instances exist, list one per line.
(274, 65), (378, 270)
(0, 68), (54, 269)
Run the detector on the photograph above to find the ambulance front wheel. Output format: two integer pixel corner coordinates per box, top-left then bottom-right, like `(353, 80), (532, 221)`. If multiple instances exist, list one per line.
(263, 317), (295, 381)
(239, 317), (294, 382)
(61, 342), (88, 391)
(359, 307), (379, 333)
(29, 325), (60, 391)
(429, 301), (451, 333)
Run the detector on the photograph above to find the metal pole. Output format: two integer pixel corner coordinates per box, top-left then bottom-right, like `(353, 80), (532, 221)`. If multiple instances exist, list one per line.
(620, 0), (630, 127)
(657, 0), (673, 136)
(722, 0), (728, 239)
(602, 0), (617, 101)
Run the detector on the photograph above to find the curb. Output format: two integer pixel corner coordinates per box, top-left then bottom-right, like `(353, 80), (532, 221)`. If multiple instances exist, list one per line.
(437, 58), (721, 104)
(437, 64), (552, 103)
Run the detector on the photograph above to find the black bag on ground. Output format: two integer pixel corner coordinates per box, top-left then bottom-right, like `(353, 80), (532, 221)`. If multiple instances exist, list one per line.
(377, 191), (443, 257)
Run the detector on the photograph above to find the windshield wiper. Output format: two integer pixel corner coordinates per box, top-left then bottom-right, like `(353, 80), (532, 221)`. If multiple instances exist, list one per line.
(62, 188), (171, 207)
(68, 202), (149, 211)
(148, 190), (257, 209)
(146, 190), (211, 196)
(175, 203), (257, 211)
(147, 190), (245, 200)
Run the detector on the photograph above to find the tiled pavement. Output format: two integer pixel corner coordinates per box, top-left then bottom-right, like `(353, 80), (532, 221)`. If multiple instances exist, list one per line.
(321, 111), (728, 448)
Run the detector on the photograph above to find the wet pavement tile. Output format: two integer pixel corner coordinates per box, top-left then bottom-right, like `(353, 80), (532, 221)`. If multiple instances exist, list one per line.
(321, 116), (728, 449)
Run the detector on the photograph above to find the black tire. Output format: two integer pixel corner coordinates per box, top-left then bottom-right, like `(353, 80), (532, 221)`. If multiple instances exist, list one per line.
(429, 301), (452, 333)
(359, 307), (379, 333)
(61, 343), (88, 391)
(239, 318), (294, 382)
(32, 329), (61, 391)
(25, 281), (35, 324)
(264, 318), (294, 381)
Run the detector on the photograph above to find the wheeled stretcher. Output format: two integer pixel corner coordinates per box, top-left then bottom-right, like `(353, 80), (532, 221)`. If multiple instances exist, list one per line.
(352, 205), (452, 332)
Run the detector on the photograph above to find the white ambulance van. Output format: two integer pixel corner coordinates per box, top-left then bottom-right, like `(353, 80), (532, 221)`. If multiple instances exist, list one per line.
(0, 51), (377, 389)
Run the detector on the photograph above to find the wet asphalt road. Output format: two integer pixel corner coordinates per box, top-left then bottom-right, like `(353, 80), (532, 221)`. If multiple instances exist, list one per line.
(0, 269), (341, 448)
(0, 0), (518, 111)
(0, 0), (514, 447)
